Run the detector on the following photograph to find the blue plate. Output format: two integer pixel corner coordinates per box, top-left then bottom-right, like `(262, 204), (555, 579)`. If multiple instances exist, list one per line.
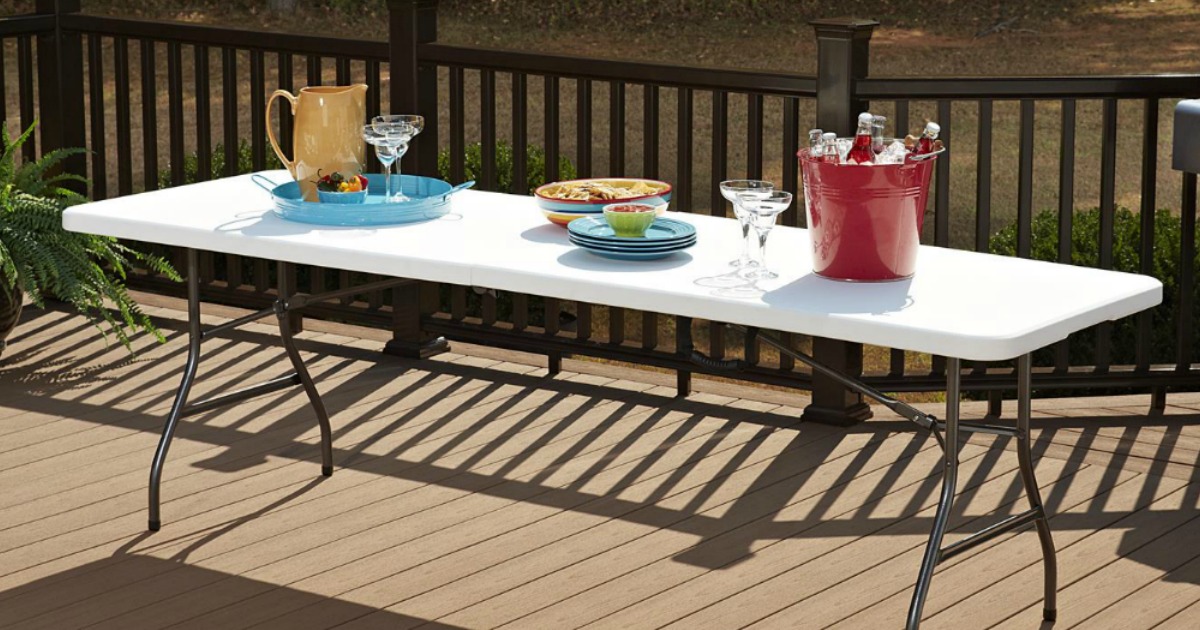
(569, 235), (696, 251)
(568, 216), (696, 243)
(253, 174), (473, 226)
(577, 246), (691, 261)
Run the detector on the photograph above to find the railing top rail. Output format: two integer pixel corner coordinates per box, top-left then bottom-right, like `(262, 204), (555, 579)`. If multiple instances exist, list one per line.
(419, 42), (818, 97)
(0, 14), (55, 37)
(858, 75), (1200, 100)
(60, 14), (388, 58)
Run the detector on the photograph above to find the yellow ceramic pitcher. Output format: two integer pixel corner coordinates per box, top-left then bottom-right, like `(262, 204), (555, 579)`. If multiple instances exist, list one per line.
(267, 84), (368, 201)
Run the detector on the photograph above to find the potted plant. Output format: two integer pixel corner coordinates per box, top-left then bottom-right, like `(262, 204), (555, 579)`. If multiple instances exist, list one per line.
(0, 123), (177, 359)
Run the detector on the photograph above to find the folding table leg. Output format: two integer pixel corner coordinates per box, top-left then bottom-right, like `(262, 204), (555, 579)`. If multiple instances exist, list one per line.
(148, 248), (202, 532)
(906, 357), (961, 629)
(1017, 353), (1058, 621)
(275, 262), (334, 477)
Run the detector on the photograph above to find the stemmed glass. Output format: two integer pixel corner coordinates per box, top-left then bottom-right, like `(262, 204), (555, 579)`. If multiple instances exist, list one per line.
(719, 180), (773, 268)
(738, 190), (793, 281)
(367, 114), (423, 202)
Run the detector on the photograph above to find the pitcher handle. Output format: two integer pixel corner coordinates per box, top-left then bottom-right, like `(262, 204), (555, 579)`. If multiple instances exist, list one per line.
(266, 89), (298, 173)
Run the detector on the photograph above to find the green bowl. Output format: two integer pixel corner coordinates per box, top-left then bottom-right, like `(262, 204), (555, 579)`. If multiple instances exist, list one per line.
(602, 203), (658, 237)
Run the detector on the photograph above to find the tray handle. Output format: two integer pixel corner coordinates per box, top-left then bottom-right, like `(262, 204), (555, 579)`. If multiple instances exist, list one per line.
(442, 180), (475, 202)
(251, 173), (282, 193)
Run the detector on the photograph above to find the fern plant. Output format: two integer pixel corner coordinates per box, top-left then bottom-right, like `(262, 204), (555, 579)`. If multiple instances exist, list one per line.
(0, 122), (178, 351)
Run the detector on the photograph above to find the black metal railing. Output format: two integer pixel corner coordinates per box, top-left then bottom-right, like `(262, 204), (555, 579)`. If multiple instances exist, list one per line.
(4, 0), (1199, 423)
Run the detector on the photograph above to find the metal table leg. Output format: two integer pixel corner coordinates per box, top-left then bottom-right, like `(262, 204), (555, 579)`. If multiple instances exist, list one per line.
(1017, 354), (1058, 622)
(907, 357), (961, 629)
(905, 354), (1058, 628)
(146, 251), (338, 531)
(148, 248), (202, 531)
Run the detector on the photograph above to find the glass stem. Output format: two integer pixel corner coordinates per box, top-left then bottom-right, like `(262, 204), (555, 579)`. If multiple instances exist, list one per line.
(757, 229), (770, 269)
(738, 212), (753, 266)
(394, 152), (404, 200)
(383, 161), (393, 200)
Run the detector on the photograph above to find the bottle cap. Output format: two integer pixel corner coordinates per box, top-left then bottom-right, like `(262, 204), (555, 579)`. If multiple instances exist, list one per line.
(925, 121), (941, 135)
(858, 112), (874, 124)
(822, 132), (837, 141)
(872, 115), (887, 124)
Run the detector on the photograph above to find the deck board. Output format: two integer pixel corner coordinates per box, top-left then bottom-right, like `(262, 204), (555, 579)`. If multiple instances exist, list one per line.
(2, 304), (1200, 629)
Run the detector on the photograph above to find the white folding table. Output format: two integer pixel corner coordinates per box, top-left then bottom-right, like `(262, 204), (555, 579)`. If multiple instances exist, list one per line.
(64, 170), (1162, 629)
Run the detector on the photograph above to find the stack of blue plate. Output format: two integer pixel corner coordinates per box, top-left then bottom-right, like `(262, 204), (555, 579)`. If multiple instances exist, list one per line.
(567, 216), (697, 260)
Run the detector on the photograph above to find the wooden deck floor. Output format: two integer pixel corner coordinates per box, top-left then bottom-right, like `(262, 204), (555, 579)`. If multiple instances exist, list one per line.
(2, 302), (1200, 629)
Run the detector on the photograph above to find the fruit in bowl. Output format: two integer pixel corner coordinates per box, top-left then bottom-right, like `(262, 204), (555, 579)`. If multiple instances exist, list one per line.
(315, 171), (369, 204)
(603, 203), (658, 237)
(535, 178), (671, 227)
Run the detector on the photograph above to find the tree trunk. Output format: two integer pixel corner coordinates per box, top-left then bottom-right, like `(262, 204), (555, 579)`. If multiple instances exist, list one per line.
(0, 282), (23, 360)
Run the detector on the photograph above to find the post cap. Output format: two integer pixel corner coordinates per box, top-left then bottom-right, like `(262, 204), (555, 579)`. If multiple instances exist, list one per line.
(809, 18), (880, 38)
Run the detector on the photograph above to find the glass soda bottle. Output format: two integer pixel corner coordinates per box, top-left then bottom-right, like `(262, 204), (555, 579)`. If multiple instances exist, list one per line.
(846, 112), (875, 164)
(871, 115), (887, 155)
(808, 128), (823, 157)
(915, 122), (940, 155)
(820, 132), (839, 163)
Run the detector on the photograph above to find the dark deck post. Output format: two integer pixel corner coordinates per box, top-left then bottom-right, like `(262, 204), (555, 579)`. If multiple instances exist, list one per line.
(35, 0), (87, 195)
(804, 18), (879, 426)
(385, 0), (448, 359)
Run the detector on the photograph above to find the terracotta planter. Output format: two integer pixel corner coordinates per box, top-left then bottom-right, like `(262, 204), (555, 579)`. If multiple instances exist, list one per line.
(0, 282), (22, 360)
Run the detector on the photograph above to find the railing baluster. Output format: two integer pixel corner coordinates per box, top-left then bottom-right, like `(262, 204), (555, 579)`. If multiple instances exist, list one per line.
(448, 66), (464, 183)
(221, 47), (238, 177)
(167, 41), (185, 187)
(711, 90), (728, 216)
(87, 34), (107, 199)
(746, 93), (763, 179)
(975, 99), (993, 252)
(140, 39), (159, 191)
(545, 297), (560, 336)
(1016, 99), (1034, 257)
(1179, 173), (1197, 370)
(545, 75), (560, 182)
(483, 289), (496, 327)
(307, 54), (321, 86)
(250, 49), (266, 171)
(934, 99), (951, 246)
(335, 56), (350, 85)
(1097, 97), (1118, 370)
(195, 45), (212, 182)
(642, 311), (657, 350)
(643, 84), (659, 178)
(278, 52), (294, 161)
(221, 46), (240, 289)
(676, 87), (693, 212)
(480, 69), (496, 191)
(17, 36), (34, 162)
(513, 293), (529, 332)
(114, 37), (132, 195)
(894, 99), (909, 137)
(781, 96), (800, 226)
(0, 41), (7, 134)
(1055, 99), (1077, 371)
(1137, 98), (1158, 369)
(577, 301), (592, 341)
(609, 81), (625, 176)
(512, 72), (528, 192)
(576, 78), (592, 178)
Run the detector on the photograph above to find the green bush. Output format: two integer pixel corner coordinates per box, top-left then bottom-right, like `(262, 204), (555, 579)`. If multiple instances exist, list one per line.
(158, 139), (282, 189)
(989, 207), (1194, 367)
(437, 140), (577, 194)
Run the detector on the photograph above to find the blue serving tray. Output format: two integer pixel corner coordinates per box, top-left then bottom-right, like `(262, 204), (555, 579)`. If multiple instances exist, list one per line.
(253, 174), (473, 227)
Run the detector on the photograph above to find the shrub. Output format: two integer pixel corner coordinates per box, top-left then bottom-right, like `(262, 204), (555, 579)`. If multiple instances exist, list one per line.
(989, 207), (1195, 367)
(158, 140), (282, 189)
(437, 140), (577, 194)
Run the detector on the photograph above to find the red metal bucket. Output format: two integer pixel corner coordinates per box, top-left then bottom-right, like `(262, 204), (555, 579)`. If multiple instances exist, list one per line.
(799, 149), (935, 281)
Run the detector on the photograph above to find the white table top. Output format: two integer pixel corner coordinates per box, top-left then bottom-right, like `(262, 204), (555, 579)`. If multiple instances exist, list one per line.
(64, 171), (1162, 361)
